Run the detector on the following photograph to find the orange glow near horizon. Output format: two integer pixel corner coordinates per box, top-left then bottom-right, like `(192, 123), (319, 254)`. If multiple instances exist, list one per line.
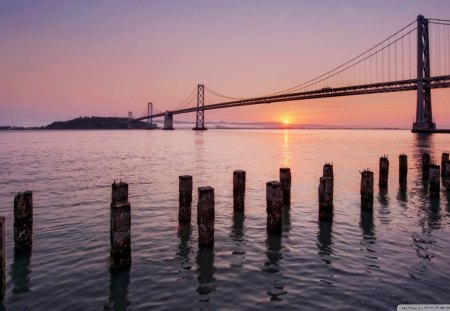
(1, 2), (450, 127)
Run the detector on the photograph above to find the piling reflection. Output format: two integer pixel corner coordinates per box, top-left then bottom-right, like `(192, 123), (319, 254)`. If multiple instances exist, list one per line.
(282, 206), (291, 233)
(231, 211), (245, 243)
(264, 231), (286, 300)
(177, 224), (192, 270)
(397, 182), (408, 206)
(446, 191), (450, 213)
(359, 209), (378, 271)
(230, 211), (246, 264)
(196, 246), (216, 298)
(409, 173), (441, 276)
(11, 249), (32, 294)
(264, 231), (282, 273)
(377, 188), (391, 225)
(317, 219), (333, 265)
(108, 266), (130, 311)
(427, 198), (441, 230)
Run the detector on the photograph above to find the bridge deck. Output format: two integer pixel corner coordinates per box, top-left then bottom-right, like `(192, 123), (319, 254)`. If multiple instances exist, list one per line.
(135, 75), (450, 121)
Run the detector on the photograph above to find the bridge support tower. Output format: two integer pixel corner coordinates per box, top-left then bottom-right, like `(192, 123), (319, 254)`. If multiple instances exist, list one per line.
(163, 111), (174, 130)
(147, 102), (157, 129)
(412, 15), (436, 132)
(193, 84), (207, 130)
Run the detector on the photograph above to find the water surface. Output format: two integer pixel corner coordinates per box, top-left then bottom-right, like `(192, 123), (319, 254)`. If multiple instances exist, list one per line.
(0, 129), (450, 310)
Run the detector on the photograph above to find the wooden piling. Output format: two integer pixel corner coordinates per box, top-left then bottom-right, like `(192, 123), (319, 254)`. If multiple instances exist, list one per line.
(279, 168), (291, 205)
(360, 170), (374, 209)
(379, 156), (389, 188)
(0, 217), (5, 299)
(399, 154), (408, 182)
(179, 175), (193, 223)
(233, 170), (246, 211)
(422, 153), (431, 180)
(429, 164), (440, 198)
(441, 152), (449, 177)
(266, 181), (282, 233)
(318, 176), (333, 219)
(323, 163), (333, 178)
(444, 160), (450, 191)
(197, 186), (215, 246)
(14, 191), (33, 250)
(110, 181), (131, 268)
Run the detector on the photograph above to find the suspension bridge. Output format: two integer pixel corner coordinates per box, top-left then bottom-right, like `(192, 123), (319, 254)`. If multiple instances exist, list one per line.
(132, 15), (450, 133)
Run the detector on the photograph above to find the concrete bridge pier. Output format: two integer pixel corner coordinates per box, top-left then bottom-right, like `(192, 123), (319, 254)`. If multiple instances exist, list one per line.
(163, 112), (174, 130)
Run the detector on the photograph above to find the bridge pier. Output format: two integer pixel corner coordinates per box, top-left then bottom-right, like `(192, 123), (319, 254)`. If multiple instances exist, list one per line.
(163, 112), (174, 130)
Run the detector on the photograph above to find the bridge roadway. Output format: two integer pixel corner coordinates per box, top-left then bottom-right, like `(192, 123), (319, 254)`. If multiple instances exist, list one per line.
(135, 74), (450, 121)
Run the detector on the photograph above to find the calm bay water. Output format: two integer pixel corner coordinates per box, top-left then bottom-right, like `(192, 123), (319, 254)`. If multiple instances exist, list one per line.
(0, 129), (450, 310)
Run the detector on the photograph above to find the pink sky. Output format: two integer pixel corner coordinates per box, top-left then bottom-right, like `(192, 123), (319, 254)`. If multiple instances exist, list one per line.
(1, 1), (450, 128)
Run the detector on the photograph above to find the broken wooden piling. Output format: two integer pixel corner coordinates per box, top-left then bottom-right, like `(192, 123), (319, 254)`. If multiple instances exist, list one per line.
(429, 164), (440, 198)
(110, 181), (131, 268)
(444, 160), (450, 191)
(379, 156), (389, 188)
(318, 176), (334, 219)
(360, 170), (374, 209)
(266, 181), (282, 233)
(279, 168), (291, 206)
(323, 163), (333, 178)
(14, 191), (33, 250)
(0, 217), (4, 299)
(197, 186), (215, 246)
(399, 154), (408, 182)
(441, 152), (449, 177)
(179, 175), (193, 223)
(233, 170), (246, 211)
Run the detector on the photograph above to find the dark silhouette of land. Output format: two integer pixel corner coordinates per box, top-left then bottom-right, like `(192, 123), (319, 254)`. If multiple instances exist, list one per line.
(45, 117), (149, 129)
(0, 116), (403, 130)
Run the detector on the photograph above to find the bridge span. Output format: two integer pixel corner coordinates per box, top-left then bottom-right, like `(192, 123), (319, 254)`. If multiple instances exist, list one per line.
(133, 15), (450, 133)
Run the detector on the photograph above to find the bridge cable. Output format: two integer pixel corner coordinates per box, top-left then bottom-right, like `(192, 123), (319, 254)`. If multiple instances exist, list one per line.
(171, 87), (197, 111)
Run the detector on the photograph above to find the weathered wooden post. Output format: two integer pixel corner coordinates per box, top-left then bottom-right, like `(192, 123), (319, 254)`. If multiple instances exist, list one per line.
(360, 170), (374, 209)
(379, 156), (389, 188)
(14, 191), (33, 250)
(233, 170), (246, 211)
(429, 164), (440, 198)
(279, 168), (291, 205)
(318, 176), (334, 219)
(110, 181), (131, 268)
(266, 181), (282, 233)
(323, 163), (333, 178)
(444, 160), (450, 191)
(197, 186), (215, 246)
(0, 217), (5, 299)
(422, 152), (431, 180)
(441, 152), (449, 177)
(399, 154), (408, 182)
(179, 175), (193, 223)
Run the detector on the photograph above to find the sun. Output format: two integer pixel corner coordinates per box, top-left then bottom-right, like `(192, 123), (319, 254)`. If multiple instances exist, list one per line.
(283, 118), (289, 125)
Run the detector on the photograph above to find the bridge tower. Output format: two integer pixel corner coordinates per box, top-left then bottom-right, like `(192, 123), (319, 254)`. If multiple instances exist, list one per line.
(127, 111), (133, 129)
(413, 15), (436, 132)
(147, 102), (156, 129)
(193, 84), (207, 130)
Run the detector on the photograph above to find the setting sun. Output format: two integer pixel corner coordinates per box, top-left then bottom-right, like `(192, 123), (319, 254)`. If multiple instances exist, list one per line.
(283, 118), (289, 125)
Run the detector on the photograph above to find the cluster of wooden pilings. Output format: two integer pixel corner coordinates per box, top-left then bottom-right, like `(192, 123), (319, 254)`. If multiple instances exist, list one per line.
(2, 152), (450, 289)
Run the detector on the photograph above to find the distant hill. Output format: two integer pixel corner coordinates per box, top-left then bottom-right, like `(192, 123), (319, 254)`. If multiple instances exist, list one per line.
(45, 116), (150, 129)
